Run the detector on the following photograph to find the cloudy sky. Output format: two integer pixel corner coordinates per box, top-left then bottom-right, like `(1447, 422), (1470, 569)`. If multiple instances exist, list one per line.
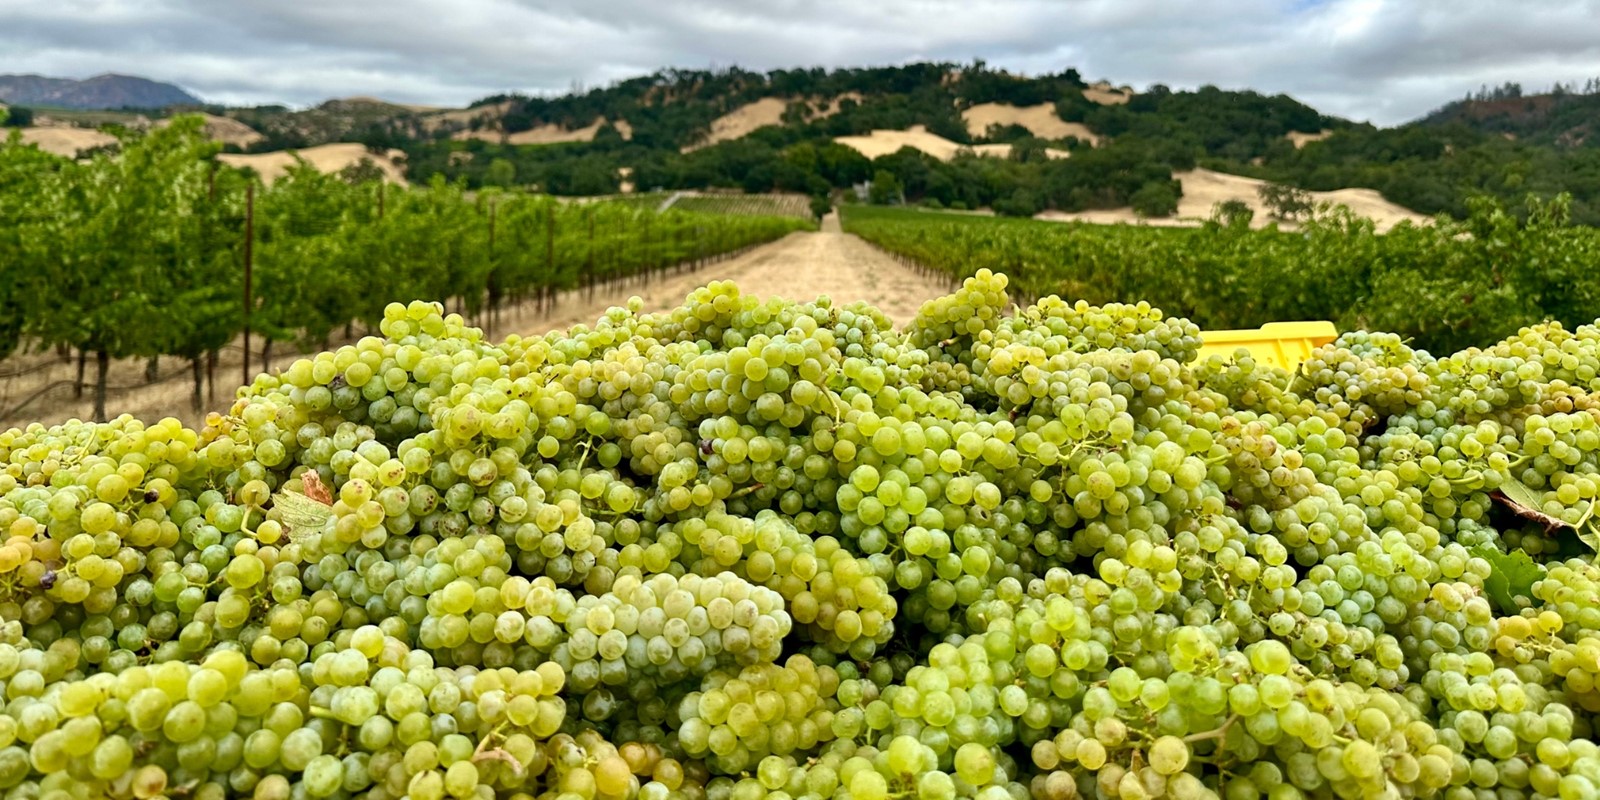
(4, 0), (1599, 125)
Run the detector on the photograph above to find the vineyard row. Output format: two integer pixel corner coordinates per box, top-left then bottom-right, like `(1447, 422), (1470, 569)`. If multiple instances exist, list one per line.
(839, 201), (1600, 356)
(0, 118), (811, 420)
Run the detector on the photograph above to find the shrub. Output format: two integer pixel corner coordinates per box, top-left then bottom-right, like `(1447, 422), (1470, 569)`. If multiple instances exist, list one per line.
(1130, 180), (1180, 217)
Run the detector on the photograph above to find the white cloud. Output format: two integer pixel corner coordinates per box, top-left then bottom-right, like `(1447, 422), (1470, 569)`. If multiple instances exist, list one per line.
(0, 0), (1597, 123)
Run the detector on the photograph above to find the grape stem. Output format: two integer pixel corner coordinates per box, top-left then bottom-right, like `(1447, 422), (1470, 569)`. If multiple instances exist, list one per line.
(472, 747), (524, 775)
(474, 721), (509, 756)
(470, 721), (526, 774)
(1183, 714), (1239, 744)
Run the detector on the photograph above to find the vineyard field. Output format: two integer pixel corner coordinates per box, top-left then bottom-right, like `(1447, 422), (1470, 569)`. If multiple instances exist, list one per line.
(600, 192), (816, 219)
(669, 193), (814, 219)
(0, 117), (811, 422)
(841, 202), (1600, 355)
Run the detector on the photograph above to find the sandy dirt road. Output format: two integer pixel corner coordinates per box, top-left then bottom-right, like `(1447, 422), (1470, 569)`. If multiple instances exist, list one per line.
(497, 213), (952, 338)
(1, 216), (951, 428)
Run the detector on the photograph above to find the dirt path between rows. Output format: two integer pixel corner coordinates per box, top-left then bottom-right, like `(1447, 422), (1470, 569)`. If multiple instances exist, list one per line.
(499, 213), (952, 337)
(1, 216), (952, 429)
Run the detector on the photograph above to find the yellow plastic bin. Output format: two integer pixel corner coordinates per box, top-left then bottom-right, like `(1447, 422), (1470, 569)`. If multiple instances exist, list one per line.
(1197, 321), (1338, 371)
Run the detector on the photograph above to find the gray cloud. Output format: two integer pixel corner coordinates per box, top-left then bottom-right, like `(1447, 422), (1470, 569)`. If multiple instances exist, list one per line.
(1, 0), (1598, 123)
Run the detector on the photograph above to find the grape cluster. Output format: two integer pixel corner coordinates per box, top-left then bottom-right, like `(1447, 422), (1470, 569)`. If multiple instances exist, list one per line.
(1293, 331), (1433, 435)
(6, 272), (1600, 800)
(676, 510), (896, 656)
(546, 571), (791, 721)
(673, 654), (840, 773)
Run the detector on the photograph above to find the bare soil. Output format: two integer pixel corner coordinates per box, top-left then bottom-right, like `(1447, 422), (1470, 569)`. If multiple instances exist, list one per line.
(506, 213), (950, 337)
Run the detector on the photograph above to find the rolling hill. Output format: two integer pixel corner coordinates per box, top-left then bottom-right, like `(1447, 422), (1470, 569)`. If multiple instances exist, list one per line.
(0, 73), (199, 109)
(381, 64), (1362, 220)
(1420, 84), (1600, 146)
(9, 63), (1600, 226)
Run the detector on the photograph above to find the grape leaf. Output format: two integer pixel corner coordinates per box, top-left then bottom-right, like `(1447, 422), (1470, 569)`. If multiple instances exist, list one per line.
(268, 472), (333, 545)
(1472, 545), (1546, 613)
(1494, 480), (1600, 551)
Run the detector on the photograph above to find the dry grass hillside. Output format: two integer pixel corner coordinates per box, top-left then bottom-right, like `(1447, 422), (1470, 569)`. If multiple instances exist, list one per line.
(684, 94), (860, 152)
(835, 125), (1069, 161)
(421, 101), (514, 133)
(1038, 168), (1431, 232)
(1083, 81), (1134, 105)
(1286, 129), (1333, 148)
(14, 112), (263, 157)
(15, 126), (118, 157)
(1176, 169), (1429, 230)
(508, 117), (628, 145)
(835, 126), (966, 160)
(218, 144), (409, 185)
(687, 97), (788, 151)
(158, 113), (264, 148)
(961, 103), (1100, 145)
(454, 116), (632, 146)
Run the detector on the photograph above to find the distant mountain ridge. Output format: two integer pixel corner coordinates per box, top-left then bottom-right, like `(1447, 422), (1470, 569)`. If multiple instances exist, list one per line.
(0, 73), (200, 109)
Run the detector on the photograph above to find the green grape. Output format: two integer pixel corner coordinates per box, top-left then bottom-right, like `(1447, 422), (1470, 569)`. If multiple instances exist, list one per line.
(4, 275), (1600, 800)
(954, 742), (994, 785)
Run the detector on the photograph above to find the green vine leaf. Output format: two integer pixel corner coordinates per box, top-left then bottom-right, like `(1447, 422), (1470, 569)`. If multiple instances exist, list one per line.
(267, 471), (334, 545)
(1472, 545), (1547, 613)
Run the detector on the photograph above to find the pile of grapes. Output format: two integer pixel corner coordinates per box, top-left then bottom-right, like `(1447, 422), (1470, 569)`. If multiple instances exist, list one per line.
(4, 270), (1600, 800)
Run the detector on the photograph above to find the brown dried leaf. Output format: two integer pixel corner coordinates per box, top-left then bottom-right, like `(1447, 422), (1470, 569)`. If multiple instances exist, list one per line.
(300, 470), (333, 506)
(1494, 480), (1600, 552)
(1493, 482), (1569, 534)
